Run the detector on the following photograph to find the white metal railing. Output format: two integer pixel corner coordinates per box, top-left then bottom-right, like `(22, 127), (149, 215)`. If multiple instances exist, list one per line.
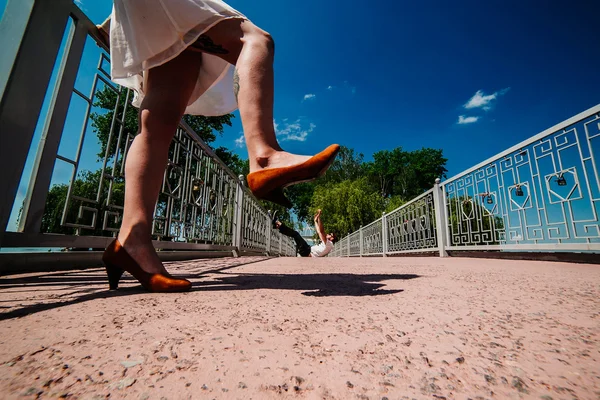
(348, 231), (361, 256)
(386, 188), (438, 254)
(0, 0), (295, 258)
(332, 104), (600, 257)
(362, 217), (383, 255)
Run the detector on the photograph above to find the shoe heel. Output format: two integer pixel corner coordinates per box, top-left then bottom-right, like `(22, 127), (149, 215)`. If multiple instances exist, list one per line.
(105, 263), (124, 290)
(262, 188), (293, 208)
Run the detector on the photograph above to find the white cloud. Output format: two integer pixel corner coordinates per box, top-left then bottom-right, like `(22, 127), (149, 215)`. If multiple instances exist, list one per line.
(303, 93), (316, 101)
(457, 115), (479, 124)
(464, 88), (510, 110)
(327, 85), (334, 90)
(274, 118), (315, 142)
(234, 133), (245, 148)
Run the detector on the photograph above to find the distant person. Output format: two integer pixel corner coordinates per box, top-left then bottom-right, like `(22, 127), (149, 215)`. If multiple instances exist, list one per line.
(98, 0), (340, 292)
(271, 209), (336, 257)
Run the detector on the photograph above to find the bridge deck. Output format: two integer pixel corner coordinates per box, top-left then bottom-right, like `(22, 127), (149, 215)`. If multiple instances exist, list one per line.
(0, 256), (598, 399)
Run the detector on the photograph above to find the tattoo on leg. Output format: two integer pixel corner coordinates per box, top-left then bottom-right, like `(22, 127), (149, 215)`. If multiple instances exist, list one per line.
(233, 67), (240, 102)
(193, 34), (229, 54)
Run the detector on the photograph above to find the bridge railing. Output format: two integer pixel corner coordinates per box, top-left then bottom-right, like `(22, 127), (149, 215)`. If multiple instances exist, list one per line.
(332, 104), (600, 257)
(0, 0), (296, 259)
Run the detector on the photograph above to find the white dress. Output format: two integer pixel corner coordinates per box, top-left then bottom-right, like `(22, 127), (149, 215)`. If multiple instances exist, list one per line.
(109, 0), (246, 116)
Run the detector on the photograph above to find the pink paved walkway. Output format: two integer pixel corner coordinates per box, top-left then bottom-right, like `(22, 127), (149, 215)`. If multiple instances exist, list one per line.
(0, 256), (598, 399)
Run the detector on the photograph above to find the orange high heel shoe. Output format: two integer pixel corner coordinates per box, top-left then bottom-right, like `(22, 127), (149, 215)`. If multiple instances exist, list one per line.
(247, 144), (340, 207)
(102, 239), (192, 292)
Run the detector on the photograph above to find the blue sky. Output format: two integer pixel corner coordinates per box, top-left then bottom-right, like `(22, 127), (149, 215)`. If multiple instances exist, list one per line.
(2, 0), (600, 232)
(26, 0), (600, 175)
(214, 0), (600, 177)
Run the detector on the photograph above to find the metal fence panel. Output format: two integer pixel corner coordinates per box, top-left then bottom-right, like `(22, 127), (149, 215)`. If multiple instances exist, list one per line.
(239, 191), (269, 253)
(333, 105), (600, 257)
(442, 106), (600, 252)
(348, 231), (361, 256)
(337, 234), (348, 257)
(385, 189), (437, 254)
(361, 218), (383, 255)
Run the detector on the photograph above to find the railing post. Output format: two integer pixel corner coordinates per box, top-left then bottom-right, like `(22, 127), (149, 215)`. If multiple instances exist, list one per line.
(19, 20), (89, 234)
(266, 212), (271, 256)
(381, 212), (388, 257)
(0, 0), (73, 245)
(279, 233), (282, 256)
(359, 225), (363, 257)
(347, 235), (350, 257)
(432, 178), (448, 257)
(232, 175), (245, 256)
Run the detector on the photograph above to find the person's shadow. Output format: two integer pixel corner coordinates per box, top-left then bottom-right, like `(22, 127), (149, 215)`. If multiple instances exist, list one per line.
(191, 272), (420, 297)
(0, 265), (420, 321)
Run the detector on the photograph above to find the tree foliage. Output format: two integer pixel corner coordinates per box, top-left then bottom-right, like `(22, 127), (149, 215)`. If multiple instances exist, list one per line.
(384, 195), (406, 213)
(286, 146), (366, 224)
(41, 169), (124, 236)
(310, 178), (385, 236)
(286, 145), (449, 236)
(89, 87), (237, 166)
(214, 147), (248, 177)
(364, 147), (448, 199)
(321, 146), (365, 184)
(286, 183), (316, 223)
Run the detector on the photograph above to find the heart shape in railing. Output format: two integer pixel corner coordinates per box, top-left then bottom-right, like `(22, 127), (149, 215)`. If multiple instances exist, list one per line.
(461, 199), (475, 220)
(508, 183), (530, 210)
(164, 164), (182, 197)
(190, 178), (204, 205)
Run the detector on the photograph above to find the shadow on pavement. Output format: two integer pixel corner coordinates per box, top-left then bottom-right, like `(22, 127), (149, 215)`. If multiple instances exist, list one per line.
(0, 264), (420, 321)
(192, 272), (421, 297)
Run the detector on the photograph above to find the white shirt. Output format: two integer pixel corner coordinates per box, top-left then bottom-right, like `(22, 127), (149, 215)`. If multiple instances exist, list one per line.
(311, 240), (334, 257)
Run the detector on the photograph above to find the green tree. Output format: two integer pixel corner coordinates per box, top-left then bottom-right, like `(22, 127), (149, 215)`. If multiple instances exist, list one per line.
(286, 182), (316, 224)
(384, 195), (406, 213)
(310, 178), (384, 236)
(214, 147), (248, 177)
(321, 146), (365, 184)
(365, 147), (448, 199)
(41, 184), (70, 234)
(286, 146), (365, 224)
(408, 148), (448, 195)
(89, 86), (238, 168)
(365, 148), (408, 198)
(41, 169), (125, 236)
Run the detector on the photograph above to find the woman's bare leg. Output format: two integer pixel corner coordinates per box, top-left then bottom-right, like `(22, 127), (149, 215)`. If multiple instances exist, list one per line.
(192, 19), (313, 172)
(117, 50), (202, 274)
